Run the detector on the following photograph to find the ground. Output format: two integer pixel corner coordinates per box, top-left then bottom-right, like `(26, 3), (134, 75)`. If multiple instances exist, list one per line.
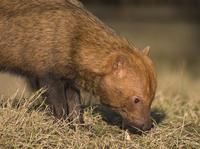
(0, 66), (199, 149)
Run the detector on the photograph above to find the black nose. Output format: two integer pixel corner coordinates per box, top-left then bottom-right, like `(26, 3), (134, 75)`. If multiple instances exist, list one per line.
(141, 121), (153, 131)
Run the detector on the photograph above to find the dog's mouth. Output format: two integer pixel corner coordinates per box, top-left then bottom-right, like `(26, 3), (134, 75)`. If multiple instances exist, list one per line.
(122, 118), (153, 132)
(101, 103), (153, 131)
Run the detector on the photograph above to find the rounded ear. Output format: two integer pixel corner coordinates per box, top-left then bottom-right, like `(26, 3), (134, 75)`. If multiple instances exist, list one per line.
(142, 46), (150, 56)
(112, 55), (127, 78)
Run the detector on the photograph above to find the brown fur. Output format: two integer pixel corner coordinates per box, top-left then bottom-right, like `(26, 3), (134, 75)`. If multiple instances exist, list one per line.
(0, 0), (157, 130)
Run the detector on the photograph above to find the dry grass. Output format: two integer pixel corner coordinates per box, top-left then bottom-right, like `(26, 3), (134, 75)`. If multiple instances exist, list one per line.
(0, 67), (199, 149)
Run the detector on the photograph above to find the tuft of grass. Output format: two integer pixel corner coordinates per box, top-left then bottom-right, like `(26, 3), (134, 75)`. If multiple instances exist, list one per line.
(0, 68), (200, 149)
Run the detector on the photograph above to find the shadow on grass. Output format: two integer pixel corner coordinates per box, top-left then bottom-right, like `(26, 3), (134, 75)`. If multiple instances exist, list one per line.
(151, 107), (166, 124)
(85, 105), (166, 134)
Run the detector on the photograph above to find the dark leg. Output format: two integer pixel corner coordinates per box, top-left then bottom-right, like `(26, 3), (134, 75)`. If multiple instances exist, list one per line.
(27, 75), (84, 123)
(37, 75), (68, 119)
(41, 78), (84, 123)
(26, 76), (40, 91)
(65, 85), (84, 124)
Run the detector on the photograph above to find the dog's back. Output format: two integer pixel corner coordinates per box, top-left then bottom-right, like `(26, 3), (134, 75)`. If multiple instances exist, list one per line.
(0, 0), (83, 76)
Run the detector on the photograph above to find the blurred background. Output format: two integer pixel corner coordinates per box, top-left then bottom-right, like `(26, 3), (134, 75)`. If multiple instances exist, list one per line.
(0, 0), (199, 98)
(80, 0), (200, 73)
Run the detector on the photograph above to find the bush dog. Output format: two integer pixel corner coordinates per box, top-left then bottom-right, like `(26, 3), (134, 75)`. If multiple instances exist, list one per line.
(0, 0), (157, 131)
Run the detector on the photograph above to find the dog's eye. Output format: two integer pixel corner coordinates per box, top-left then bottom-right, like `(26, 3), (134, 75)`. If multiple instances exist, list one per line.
(132, 96), (140, 104)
